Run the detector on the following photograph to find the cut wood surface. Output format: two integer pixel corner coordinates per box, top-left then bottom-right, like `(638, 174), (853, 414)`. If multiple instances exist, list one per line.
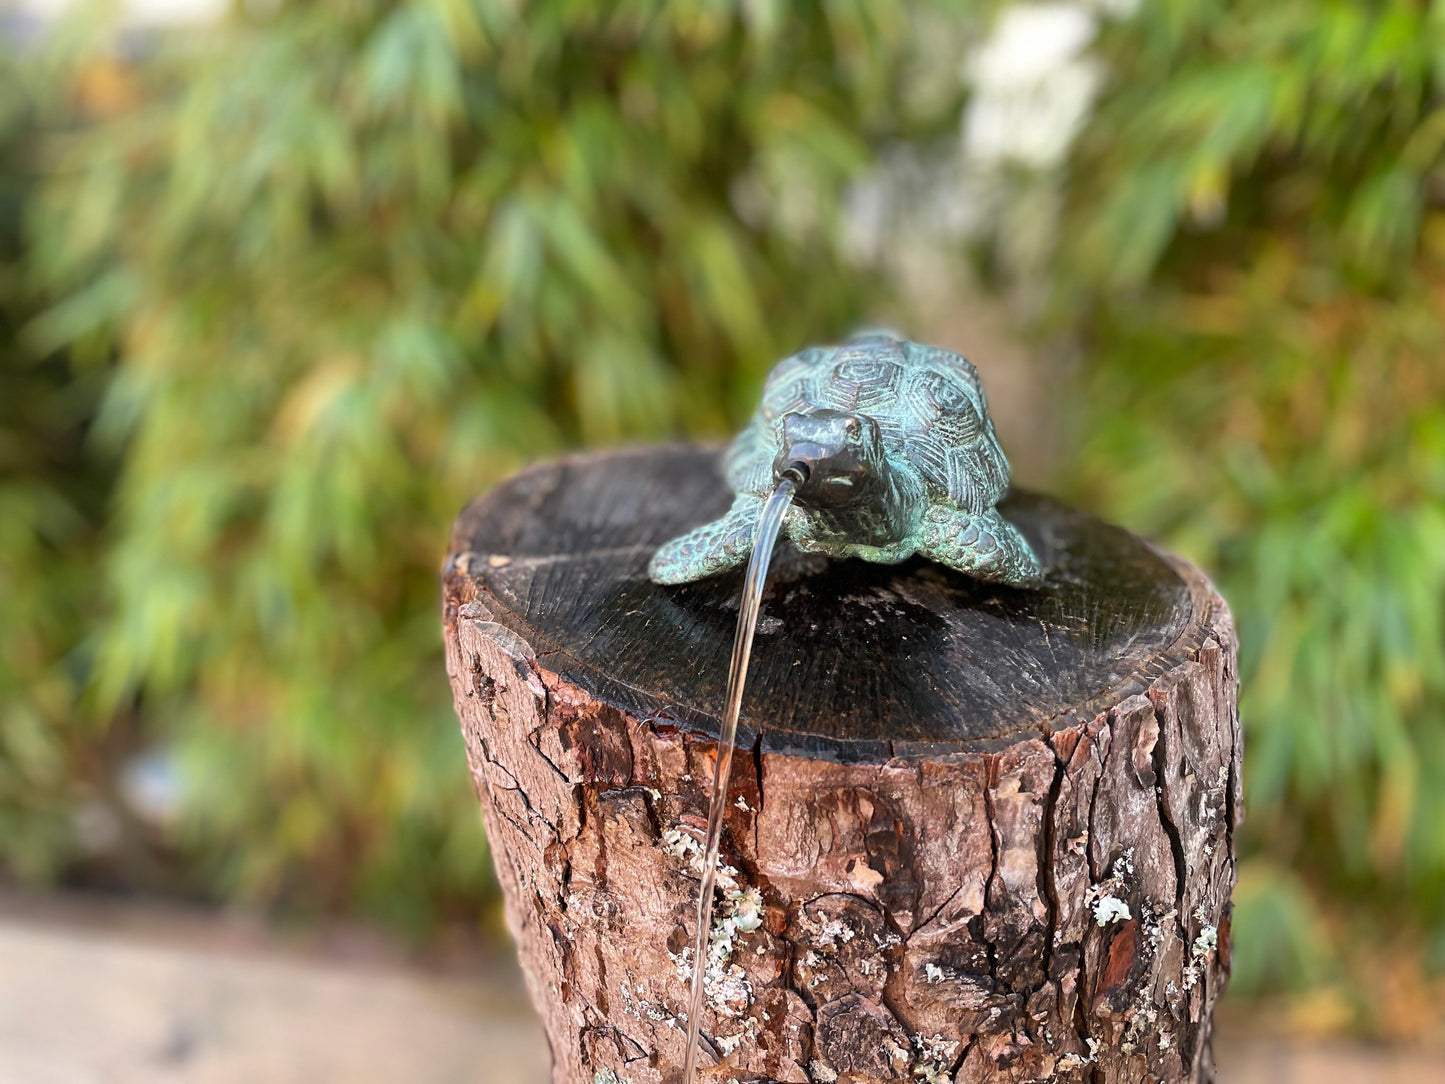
(443, 447), (1241, 1084)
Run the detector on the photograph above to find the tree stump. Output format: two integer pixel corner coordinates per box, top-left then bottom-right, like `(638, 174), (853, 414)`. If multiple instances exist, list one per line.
(442, 447), (1240, 1084)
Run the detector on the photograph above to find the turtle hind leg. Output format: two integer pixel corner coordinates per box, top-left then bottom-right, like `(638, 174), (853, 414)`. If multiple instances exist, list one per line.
(915, 504), (1043, 588)
(648, 495), (766, 585)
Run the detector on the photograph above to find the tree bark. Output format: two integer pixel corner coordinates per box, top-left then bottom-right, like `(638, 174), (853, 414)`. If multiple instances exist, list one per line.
(443, 447), (1240, 1084)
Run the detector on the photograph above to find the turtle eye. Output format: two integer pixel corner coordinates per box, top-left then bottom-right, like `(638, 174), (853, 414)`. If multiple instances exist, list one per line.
(843, 416), (862, 440)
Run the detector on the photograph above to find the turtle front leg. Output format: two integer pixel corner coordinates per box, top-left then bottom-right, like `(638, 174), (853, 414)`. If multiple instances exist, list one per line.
(915, 504), (1043, 587)
(648, 495), (767, 584)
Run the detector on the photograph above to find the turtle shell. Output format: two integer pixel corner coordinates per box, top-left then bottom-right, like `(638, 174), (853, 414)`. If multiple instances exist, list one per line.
(725, 336), (1011, 514)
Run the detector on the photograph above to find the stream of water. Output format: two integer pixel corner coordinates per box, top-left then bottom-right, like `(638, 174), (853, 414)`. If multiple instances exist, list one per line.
(681, 477), (797, 1084)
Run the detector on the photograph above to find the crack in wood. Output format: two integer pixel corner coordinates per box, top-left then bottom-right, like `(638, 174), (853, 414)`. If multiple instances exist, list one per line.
(1040, 750), (1066, 993)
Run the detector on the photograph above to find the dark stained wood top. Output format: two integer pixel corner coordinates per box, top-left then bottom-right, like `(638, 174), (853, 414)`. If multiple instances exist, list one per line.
(444, 446), (1214, 759)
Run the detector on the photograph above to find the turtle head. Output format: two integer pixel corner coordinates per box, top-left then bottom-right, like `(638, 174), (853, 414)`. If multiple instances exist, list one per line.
(773, 409), (884, 508)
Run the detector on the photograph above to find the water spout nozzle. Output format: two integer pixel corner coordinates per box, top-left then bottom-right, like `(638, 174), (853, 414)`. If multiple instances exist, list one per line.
(780, 460), (810, 487)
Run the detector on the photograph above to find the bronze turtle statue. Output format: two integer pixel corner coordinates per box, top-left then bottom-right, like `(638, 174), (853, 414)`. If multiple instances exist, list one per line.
(649, 332), (1042, 587)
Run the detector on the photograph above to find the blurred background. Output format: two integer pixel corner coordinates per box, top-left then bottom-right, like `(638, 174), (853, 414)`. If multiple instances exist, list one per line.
(1, 0), (1443, 1080)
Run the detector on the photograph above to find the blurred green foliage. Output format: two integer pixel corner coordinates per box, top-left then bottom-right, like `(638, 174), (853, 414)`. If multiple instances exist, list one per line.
(1047, 0), (1445, 1001)
(0, 33), (111, 882)
(3, 1), (970, 931)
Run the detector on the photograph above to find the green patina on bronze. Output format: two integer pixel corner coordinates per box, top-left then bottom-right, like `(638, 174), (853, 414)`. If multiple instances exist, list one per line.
(649, 333), (1043, 587)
